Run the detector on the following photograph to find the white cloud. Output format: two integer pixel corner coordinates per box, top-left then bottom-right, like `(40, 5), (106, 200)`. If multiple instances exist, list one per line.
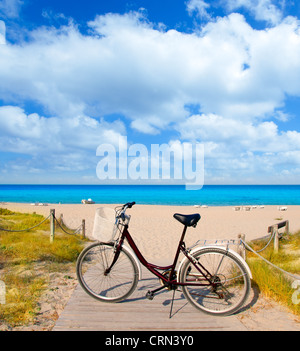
(186, 0), (211, 20)
(0, 0), (23, 19)
(1, 12), (300, 128)
(0, 20), (5, 44)
(0, 106), (125, 164)
(178, 113), (300, 152)
(1, 10), (300, 182)
(224, 0), (284, 25)
(177, 113), (300, 183)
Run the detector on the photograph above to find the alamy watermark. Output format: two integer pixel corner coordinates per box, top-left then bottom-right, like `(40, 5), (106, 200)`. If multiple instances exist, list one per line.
(96, 136), (204, 190)
(0, 20), (6, 45)
(0, 280), (5, 305)
(292, 280), (300, 305)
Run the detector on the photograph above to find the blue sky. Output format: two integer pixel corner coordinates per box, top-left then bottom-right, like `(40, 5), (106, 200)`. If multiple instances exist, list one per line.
(0, 0), (300, 184)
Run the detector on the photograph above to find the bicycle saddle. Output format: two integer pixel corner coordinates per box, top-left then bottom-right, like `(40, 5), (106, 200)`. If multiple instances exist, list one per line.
(173, 213), (201, 227)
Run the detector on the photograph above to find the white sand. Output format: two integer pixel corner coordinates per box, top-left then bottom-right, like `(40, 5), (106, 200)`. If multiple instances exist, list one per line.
(1, 202), (299, 263)
(1, 202), (300, 331)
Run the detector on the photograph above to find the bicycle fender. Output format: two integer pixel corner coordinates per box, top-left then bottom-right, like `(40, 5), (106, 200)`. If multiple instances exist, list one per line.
(177, 245), (252, 282)
(122, 243), (142, 280)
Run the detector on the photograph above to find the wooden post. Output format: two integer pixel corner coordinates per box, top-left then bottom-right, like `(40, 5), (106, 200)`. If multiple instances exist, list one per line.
(238, 234), (246, 260)
(50, 209), (55, 243)
(82, 219), (86, 238)
(273, 224), (279, 252)
(0, 280), (6, 305)
(286, 220), (289, 235)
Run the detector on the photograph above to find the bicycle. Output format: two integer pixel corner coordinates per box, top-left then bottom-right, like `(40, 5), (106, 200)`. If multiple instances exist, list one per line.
(76, 202), (252, 316)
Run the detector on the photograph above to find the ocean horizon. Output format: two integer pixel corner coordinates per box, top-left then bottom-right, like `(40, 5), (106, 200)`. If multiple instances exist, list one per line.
(0, 184), (300, 206)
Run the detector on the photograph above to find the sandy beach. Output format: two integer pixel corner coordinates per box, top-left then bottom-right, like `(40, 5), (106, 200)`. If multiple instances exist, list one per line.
(1, 202), (299, 263)
(1, 201), (300, 331)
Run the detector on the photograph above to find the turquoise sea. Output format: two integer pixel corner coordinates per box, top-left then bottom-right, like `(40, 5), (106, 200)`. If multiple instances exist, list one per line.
(0, 185), (300, 206)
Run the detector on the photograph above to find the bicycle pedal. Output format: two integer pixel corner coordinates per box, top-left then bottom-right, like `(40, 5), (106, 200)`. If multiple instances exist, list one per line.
(146, 291), (154, 300)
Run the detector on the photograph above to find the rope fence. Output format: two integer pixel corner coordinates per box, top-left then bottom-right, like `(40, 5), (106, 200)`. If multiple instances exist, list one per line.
(238, 220), (300, 281)
(192, 220), (299, 282)
(241, 238), (300, 281)
(0, 214), (51, 233)
(0, 209), (299, 282)
(54, 214), (83, 235)
(0, 208), (86, 242)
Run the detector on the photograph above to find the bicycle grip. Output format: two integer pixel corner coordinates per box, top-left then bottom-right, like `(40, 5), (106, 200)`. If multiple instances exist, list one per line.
(127, 201), (136, 208)
(123, 201), (136, 209)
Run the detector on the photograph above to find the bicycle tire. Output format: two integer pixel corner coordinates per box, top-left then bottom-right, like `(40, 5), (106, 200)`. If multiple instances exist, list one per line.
(76, 242), (139, 303)
(180, 247), (251, 316)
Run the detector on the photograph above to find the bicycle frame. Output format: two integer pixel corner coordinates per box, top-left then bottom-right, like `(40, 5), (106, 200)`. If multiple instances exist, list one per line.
(77, 202), (251, 316)
(107, 223), (214, 288)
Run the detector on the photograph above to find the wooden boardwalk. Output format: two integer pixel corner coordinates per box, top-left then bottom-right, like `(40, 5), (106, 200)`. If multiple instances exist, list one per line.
(53, 267), (248, 331)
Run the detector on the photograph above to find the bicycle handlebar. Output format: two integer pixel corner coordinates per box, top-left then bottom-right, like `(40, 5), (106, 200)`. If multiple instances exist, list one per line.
(115, 202), (135, 223)
(122, 201), (136, 209)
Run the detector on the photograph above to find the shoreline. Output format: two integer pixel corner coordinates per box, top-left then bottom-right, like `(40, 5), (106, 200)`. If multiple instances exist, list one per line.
(1, 202), (300, 262)
(0, 201), (298, 206)
(2, 184), (300, 208)
(0, 201), (297, 206)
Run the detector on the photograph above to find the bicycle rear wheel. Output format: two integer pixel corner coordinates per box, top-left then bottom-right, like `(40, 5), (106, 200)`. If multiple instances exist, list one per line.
(76, 242), (139, 303)
(180, 247), (251, 316)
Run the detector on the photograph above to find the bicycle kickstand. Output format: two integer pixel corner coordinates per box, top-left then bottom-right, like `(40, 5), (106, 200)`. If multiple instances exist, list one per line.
(169, 289), (176, 319)
(146, 286), (176, 319)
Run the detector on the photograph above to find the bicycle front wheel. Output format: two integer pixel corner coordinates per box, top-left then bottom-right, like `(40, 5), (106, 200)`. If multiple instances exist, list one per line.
(76, 242), (139, 303)
(180, 247), (251, 316)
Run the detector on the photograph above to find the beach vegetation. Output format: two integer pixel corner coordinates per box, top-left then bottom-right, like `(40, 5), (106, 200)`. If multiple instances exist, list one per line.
(0, 209), (50, 231)
(247, 231), (300, 316)
(0, 208), (86, 328)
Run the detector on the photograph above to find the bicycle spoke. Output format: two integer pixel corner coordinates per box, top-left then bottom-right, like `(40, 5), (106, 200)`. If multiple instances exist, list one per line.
(180, 248), (250, 315)
(77, 243), (139, 302)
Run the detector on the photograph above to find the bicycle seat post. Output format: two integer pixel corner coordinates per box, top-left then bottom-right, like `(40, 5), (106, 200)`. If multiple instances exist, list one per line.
(145, 225), (188, 301)
(169, 225), (188, 279)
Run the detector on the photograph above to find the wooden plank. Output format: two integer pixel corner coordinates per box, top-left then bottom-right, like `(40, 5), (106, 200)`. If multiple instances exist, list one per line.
(53, 268), (248, 331)
(268, 220), (288, 233)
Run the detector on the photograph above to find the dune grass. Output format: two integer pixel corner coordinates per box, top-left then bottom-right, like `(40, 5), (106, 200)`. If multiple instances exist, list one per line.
(246, 231), (300, 316)
(0, 208), (86, 327)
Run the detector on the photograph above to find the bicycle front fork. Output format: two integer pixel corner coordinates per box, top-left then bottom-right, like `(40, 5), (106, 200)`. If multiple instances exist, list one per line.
(104, 246), (121, 275)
